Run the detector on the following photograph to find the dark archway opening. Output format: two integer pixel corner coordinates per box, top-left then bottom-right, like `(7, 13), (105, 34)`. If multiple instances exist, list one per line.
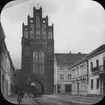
(30, 80), (44, 97)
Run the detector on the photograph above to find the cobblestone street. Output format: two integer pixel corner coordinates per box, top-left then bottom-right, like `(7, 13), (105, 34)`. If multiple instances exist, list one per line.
(6, 94), (103, 105)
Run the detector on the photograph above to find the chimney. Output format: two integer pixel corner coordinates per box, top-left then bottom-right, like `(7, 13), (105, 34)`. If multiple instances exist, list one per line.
(78, 52), (81, 54)
(69, 51), (71, 54)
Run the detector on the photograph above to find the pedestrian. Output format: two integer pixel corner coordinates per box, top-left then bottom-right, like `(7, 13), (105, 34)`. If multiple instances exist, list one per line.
(24, 92), (27, 98)
(17, 92), (22, 105)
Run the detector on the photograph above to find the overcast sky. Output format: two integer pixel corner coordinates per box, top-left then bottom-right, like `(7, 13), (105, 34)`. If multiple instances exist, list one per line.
(1, 0), (105, 69)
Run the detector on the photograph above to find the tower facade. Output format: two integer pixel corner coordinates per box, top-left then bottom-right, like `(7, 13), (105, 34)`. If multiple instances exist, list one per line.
(21, 6), (54, 94)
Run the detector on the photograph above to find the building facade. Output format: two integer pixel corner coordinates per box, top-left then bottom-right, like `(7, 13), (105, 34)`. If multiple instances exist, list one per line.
(0, 22), (15, 98)
(87, 45), (105, 95)
(54, 52), (87, 94)
(71, 57), (88, 96)
(21, 6), (54, 94)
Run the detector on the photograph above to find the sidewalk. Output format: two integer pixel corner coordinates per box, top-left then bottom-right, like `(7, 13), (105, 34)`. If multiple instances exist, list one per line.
(6, 94), (35, 105)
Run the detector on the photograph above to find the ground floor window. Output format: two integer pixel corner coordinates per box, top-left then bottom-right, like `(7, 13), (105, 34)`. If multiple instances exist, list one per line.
(91, 79), (93, 89)
(96, 78), (99, 89)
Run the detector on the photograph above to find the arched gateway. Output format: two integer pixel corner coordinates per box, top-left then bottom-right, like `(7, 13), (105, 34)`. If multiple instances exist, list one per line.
(30, 79), (44, 95)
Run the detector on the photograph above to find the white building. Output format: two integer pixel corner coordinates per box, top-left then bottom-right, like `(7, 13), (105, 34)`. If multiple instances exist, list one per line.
(71, 56), (88, 96)
(87, 44), (105, 95)
(54, 52), (87, 94)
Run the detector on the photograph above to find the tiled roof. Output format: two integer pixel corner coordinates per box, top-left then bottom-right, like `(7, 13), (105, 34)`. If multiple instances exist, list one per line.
(87, 44), (105, 59)
(70, 56), (87, 68)
(55, 53), (88, 66)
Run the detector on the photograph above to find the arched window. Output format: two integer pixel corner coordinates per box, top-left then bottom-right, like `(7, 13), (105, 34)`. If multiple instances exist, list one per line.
(41, 51), (44, 74)
(39, 51), (41, 63)
(33, 51), (36, 74)
(36, 52), (38, 63)
(33, 51), (35, 63)
(42, 51), (44, 63)
(32, 50), (44, 74)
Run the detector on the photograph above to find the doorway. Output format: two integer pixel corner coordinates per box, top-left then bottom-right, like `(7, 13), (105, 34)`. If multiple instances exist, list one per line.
(65, 84), (72, 94)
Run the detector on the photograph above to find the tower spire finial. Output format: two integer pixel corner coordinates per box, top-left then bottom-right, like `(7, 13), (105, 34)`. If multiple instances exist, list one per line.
(36, 0), (40, 9)
(37, 3), (40, 9)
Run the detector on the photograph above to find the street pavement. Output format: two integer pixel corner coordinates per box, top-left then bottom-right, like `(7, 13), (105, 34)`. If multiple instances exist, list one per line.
(5, 93), (104, 105)
(29, 95), (78, 105)
(42, 94), (104, 105)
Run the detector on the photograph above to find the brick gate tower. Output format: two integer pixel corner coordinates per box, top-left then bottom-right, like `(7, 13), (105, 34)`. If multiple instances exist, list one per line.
(21, 6), (54, 94)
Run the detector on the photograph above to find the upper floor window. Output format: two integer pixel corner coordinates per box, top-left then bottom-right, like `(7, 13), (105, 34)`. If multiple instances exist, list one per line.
(48, 31), (52, 39)
(91, 62), (93, 71)
(30, 24), (34, 39)
(36, 15), (40, 28)
(24, 30), (28, 38)
(77, 69), (79, 77)
(30, 24), (34, 34)
(32, 51), (44, 74)
(68, 67), (71, 70)
(36, 52), (38, 63)
(36, 30), (40, 35)
(42, 23), (46, 35)
(42, 23), (46, 39)
(60, 66), (64, 70)
(96, 60), (99, 67)
(36, 30), (40, 39)
(60, 74), (64, 81)
(68, 74), (71, 80)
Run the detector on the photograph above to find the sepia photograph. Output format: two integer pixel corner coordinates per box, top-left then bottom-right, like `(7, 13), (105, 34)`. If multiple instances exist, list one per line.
(0, 0), (105, 104)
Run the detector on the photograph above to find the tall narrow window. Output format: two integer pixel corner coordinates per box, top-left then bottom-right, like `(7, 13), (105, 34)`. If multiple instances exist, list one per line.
(91, 62), (93, 71)
(36, 30), (40, 39)
(97, 78), (99, 89)
(30, 24), (34, 39)
(36, 15), (40, 28)
(39, 65), (41, 74)
(33, 51), (35, 63)
(33, 51), (36, 74)
(41, 51), (44, 74)
(91, 79), (93, 89)
(41, 64), (44, 74)
(36, 65), (38, 74)
(36, 30), (40, 35)
(39, 52), (41, 63)
(48, 31), (52, 39)
(60, 74), (64, 81)
(104, 59), (105, 70)
(36, 52), (38, 63)
(39, 51), (41, 74)
(68, 74), (71, 80)
(96, 60), (99, 67)
(42, 51), (44, 63)
(42, 23), (46, 39)
(33, 63), (35, 74)
(24, 30), (28, 38)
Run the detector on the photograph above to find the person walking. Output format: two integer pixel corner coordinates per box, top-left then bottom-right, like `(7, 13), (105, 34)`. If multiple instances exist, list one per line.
(17, 92), (22, 105)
